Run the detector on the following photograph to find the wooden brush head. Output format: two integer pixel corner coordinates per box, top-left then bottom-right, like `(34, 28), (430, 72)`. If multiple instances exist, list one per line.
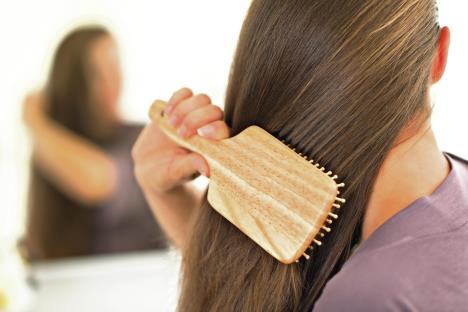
(149, 100), (345, 264)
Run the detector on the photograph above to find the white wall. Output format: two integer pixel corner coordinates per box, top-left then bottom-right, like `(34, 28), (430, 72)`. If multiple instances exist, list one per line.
(431, 2), (468, 157)
(0, 0), (466, 242)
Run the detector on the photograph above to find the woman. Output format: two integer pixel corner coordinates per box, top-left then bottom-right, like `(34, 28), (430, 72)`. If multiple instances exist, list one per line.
(23, 26), (168, 260)
(133, 0), (468, 310)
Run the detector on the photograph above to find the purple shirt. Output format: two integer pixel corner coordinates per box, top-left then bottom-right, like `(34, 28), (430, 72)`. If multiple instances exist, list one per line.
(314, 152), (468, 311)
(93, 124), (168, 254)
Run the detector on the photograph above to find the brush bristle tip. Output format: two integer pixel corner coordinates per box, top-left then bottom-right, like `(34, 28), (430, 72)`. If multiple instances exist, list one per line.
(321, 226), (331, 232)
(336, 197), (346, 203)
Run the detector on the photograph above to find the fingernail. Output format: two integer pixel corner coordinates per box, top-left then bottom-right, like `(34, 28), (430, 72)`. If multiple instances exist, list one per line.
(197, 124), (215, 137)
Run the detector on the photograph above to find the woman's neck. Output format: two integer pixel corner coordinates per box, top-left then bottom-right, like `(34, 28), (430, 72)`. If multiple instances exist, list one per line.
(362, 119), (451, 241)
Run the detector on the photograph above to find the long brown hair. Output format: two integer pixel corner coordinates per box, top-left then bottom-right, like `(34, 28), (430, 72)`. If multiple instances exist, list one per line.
(26, 26), (116, 259)
(179, 0), (439, 310)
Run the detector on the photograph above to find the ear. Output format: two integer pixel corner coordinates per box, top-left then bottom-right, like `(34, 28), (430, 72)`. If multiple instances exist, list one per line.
(430, 26), (450, 85)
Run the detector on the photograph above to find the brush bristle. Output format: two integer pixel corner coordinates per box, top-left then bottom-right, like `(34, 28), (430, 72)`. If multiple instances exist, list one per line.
(280, 138), (346, 263)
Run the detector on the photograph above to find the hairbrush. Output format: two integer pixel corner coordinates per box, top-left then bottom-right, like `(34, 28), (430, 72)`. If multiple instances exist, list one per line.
(149, 100), (345, 264)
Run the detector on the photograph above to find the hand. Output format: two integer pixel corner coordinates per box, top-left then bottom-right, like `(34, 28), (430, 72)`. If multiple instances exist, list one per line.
(132, 87), (231, 193)
(23, 90), (46, 128)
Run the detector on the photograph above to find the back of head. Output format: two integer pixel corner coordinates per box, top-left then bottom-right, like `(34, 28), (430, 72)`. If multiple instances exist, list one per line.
(179, 0), (439, 311)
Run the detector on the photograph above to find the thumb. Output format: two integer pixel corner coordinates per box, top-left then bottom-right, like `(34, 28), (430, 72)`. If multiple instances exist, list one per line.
(171, 152), (210, 183)
(190, 153), (210, 177)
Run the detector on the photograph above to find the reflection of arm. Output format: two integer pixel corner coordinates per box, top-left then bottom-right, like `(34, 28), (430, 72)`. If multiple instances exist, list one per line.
(29, 115), (117, 205)
(141, 181), (203, 250)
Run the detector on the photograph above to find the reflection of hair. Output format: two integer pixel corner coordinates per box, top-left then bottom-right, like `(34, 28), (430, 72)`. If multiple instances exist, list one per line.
(26, 26), (113, 259)
(179, 0), (439, 310)
(47, 25), (113, 141)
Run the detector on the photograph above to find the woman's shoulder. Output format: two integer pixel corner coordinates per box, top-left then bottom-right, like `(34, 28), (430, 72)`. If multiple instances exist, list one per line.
(313, 151), (468, 311)
(313, 225), (468, 311)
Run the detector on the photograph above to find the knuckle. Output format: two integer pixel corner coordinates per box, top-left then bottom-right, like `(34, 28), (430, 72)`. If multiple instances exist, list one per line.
(212, 122), (224, 134)
(215, 121), (230, 136)
(183, 115), (197, 129)
(170, 108), (182, 120)
(177, 87), (193, 97)
(210, 105), (224, 119)
(175, 100), (192, 115)
(194, 93), (211, 104)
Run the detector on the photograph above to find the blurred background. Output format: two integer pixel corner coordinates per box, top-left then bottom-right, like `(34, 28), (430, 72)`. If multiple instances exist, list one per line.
(0, 0), (466, 311)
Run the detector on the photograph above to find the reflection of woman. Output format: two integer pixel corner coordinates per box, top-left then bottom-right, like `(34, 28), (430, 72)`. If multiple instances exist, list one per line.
(133, 0), (468, 311)
(23, 26), (167, 260)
